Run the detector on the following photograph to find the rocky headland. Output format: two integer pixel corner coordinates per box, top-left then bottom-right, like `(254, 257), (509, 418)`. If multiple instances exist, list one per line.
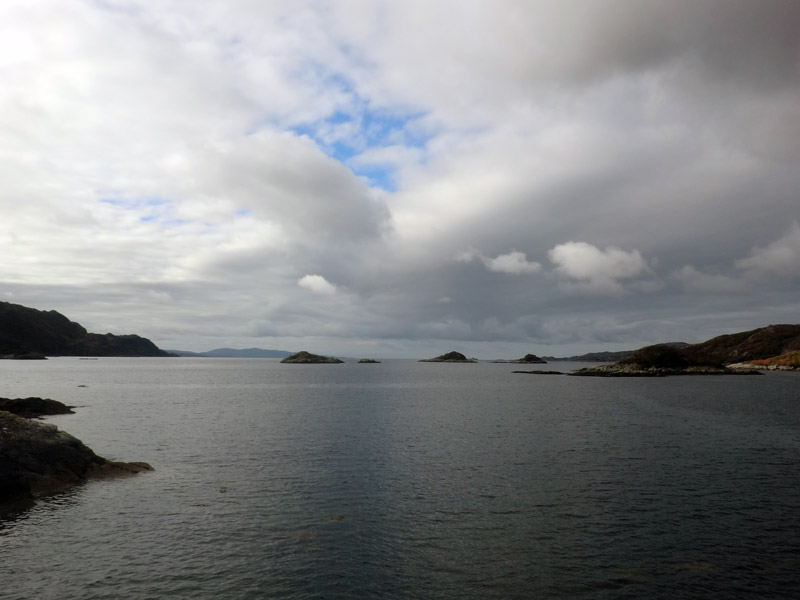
(571, 343), (760, 377)
(419, 351), (477, 363)
(0, 301), (171, 358)
(280, 351), (343, 364)
(0, 404), (152, 511)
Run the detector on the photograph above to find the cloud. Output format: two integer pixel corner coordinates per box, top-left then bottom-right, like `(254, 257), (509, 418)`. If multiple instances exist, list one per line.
(736, 223), (800, 279)
(671, 266), (749, 294)
(1, 1), (799, 358)
(457, 249), (541, 275)
(548, 242), (653, 295)
(483, 251), (542, 275)
(298, 274), (337, 295)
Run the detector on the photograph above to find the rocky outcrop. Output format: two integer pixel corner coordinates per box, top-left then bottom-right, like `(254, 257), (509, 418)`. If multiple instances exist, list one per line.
(0, 301), (171, 357)
(0, 397), (74, 418)
(357, 358), (381, 363)
(510, 353), (547, 364)
(419, 351), (476, 363)
(280, 351), (343, 364)
(0, 411), (152, 510)
(571, 344), (761, 377)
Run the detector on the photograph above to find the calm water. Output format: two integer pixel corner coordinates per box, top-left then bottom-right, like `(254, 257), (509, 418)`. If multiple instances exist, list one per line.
(1, 358), (799, 599)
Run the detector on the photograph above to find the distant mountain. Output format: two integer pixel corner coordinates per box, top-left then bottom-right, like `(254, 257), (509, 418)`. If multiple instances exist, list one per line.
(0, 301), (170, 358)
(169, 347), (293, 358)
(543, 350), (636, 362)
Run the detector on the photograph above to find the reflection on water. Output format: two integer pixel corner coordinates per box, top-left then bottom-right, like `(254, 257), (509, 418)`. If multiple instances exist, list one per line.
(1, 358), (799, 599)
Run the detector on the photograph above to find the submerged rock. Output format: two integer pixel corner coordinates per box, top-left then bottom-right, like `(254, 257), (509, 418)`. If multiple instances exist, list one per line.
(0, 411), (152, 511)
(280, 351), (343, 364)
(419, 351), (476, 363)
(512, 370), (564, 375)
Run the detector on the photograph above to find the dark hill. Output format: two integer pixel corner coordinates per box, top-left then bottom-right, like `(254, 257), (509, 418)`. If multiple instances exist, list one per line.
(618, 344), (715, 369)
(169, 347), (293, 358)
(0, 301), (170, 357)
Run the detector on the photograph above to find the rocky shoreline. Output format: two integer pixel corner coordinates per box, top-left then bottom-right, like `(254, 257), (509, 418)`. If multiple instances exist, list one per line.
(569, 344), (763, 377)
(570, 364), (762, 377)
(0, 397), (152, 512)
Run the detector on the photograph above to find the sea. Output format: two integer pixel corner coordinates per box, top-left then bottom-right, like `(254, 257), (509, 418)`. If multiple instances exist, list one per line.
(1, 357), (799, 599)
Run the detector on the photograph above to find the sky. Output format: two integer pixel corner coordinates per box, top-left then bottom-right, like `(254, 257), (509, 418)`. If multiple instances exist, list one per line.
(1, 0), (799, 359)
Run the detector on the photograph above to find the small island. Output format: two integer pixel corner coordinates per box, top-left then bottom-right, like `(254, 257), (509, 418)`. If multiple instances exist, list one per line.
(419, 351), (477, 363)
(280, 351), (343, 364)
(510, 353), (547, 364)
(357, 358), (381, 363)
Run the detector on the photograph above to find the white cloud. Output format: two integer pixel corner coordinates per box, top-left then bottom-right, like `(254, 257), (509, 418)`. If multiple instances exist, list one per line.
(298, 274), (337, 295)
(483, 251), (542, 274)
(548, 241), (652, 295)
(456, 249), (541, 275)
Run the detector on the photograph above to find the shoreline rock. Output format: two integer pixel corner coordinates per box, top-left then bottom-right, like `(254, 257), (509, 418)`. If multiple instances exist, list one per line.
(0, 410), (152, 512)
(0, 397), (75, 418)
(570, 365), (762, 377)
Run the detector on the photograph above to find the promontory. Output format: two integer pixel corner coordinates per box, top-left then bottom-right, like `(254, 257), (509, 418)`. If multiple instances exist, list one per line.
(570, 324), (800, 376)
(0, 301), (171, 358)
